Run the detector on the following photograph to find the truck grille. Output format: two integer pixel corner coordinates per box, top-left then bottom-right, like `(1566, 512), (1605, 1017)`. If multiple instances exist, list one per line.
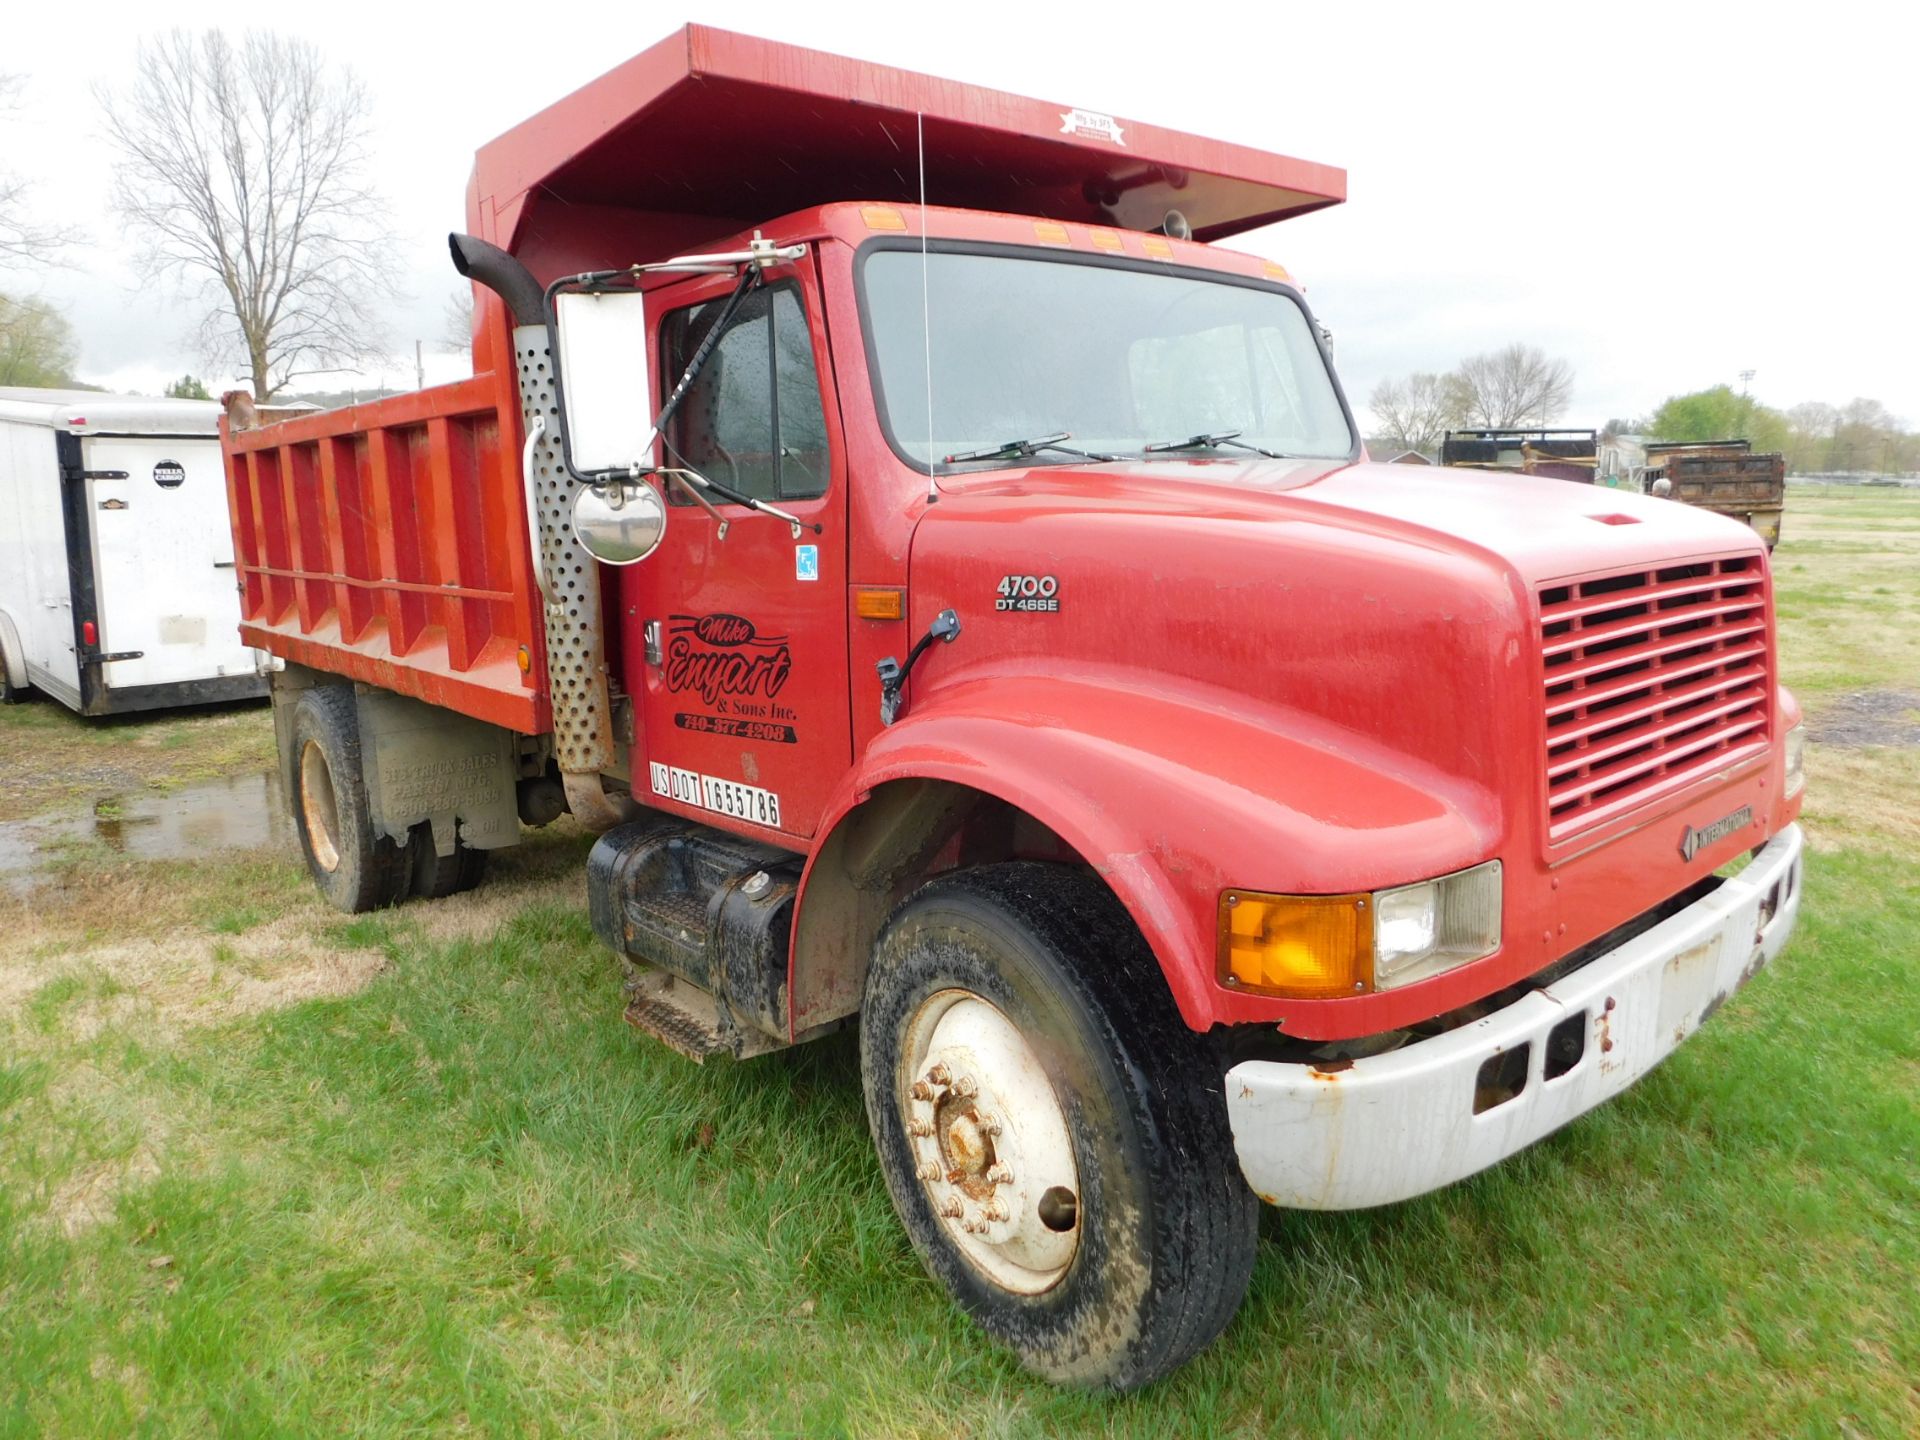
(1540, 556), (1770, 842)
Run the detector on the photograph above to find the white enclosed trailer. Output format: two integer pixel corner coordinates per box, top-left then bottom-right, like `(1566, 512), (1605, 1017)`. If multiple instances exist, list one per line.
(0, 389), (267, 715)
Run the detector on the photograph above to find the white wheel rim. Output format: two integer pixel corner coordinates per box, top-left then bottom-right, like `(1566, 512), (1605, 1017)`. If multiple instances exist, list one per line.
(899, 988), (1081, 1295)
(299, 739), (342, 874)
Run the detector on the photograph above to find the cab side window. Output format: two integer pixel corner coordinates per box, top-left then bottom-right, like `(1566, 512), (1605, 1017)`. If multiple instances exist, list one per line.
(660, 284), (829, 503)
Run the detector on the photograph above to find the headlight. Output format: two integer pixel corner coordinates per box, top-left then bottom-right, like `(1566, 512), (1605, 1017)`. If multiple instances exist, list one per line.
(1784, 722), (1806, 800)
(1218, 860), (1502, 999)
(1371, 861), (1503, 989)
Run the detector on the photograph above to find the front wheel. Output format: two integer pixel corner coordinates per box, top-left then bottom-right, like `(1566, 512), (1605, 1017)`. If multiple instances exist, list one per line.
(860, 863), (1259, 1390)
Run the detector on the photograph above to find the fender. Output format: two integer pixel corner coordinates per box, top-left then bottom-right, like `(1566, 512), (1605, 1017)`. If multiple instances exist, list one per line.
(791, 670), (1498, 1035)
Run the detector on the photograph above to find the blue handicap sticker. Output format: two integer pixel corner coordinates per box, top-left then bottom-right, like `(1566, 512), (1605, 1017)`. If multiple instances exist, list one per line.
(795, 544), (819, 581)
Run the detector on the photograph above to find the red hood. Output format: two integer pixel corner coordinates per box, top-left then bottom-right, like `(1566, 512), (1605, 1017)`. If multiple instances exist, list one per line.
(934, 456), (1766, 585)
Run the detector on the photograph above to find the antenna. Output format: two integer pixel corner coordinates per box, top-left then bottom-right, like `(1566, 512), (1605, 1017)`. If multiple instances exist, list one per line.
(918, 111), (937, 505)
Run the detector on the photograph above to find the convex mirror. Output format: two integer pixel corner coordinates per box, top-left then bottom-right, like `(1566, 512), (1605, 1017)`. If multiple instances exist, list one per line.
(572, 480), (667, 565)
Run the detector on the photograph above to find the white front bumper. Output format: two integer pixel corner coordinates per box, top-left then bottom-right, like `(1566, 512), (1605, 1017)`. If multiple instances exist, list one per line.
(1226, 824), (1805, 1210)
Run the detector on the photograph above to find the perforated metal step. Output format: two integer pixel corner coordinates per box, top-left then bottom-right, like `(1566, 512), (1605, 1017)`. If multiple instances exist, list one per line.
(622, 969), (785, 1063)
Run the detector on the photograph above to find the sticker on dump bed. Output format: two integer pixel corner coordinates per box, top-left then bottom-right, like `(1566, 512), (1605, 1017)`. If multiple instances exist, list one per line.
(1060, 108), (1125, 146)
(650, 762), (782, 829)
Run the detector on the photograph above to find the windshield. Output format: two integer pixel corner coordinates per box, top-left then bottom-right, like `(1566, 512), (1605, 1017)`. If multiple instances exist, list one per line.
(861, 248), (1354, 468)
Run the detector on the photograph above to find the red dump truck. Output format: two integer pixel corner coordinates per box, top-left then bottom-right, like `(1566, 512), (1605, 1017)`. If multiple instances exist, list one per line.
(221, 26), (1807, 1389)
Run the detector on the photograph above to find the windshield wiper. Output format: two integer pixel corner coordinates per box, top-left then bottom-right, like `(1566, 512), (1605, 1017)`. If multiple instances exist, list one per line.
(943, 431), (1119, 465)
(1142, 430), (1291, 460)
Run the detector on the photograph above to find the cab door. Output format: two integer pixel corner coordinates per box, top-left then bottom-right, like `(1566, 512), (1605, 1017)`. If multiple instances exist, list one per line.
(623, 256), (850, 842)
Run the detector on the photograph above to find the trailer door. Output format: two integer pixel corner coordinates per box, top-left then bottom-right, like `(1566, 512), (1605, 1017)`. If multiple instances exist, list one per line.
(1, 421), (82, 700)
(82, 434), (258, 692)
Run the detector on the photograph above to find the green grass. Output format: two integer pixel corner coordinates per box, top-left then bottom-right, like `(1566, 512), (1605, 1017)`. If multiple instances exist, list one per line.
(1, 857), (1914, 1437)
(1, 486), (1916, 1435)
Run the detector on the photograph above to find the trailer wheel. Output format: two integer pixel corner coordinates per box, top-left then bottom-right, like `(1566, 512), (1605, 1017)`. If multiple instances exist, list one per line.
(290, 687), (410, 913)
(860, 863), (1259, 1390)
(408, 823), (489, 899)
(0, 644), (22, 703)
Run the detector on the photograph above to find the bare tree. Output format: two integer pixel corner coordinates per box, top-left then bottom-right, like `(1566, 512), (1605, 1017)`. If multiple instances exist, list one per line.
(97, 31), (393, 399)
(1368, 371), (1471, 455)
(0, 74), (80, 269)
(1451, 343), (1574, 428)
(443, 286), (475, 353)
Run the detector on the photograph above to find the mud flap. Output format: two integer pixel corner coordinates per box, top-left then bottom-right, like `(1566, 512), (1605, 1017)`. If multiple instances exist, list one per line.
(356, 688), (520, 855)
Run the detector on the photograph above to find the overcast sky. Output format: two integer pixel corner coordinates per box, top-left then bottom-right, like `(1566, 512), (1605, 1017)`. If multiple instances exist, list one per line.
(3, 0), (1914, 430)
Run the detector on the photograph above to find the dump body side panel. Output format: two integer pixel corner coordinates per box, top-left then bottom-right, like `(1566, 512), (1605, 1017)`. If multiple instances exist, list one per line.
(221, 375), (547, 734)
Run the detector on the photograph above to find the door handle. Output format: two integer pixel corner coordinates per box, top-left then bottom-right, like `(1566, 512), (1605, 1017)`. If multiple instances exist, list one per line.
(644, 620), (663, 667)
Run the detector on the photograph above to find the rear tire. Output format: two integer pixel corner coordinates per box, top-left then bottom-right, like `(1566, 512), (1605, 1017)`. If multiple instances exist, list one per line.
(408, 822), (489, 899)
(860, 862), (1259, 1390)
(0, 652), (22, 703)
(290, 687), (411, 913)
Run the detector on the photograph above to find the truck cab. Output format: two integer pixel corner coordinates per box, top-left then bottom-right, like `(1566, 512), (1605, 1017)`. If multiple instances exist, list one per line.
(221, 25), (1805, 1390)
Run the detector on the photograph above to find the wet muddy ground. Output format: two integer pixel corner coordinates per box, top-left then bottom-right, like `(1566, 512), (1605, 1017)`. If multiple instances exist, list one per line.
(0, 771), (291, 896)
(1806, 688), (1920, 747)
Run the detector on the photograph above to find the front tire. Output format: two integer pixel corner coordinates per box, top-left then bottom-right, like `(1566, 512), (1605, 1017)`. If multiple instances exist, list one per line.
(860, 863), (1259, 1390)
(290, 687), (410, 913)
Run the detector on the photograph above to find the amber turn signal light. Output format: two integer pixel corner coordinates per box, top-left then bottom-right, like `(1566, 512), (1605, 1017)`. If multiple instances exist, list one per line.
(1218, 890), (1373, 998)
(855, 588), (905, 621)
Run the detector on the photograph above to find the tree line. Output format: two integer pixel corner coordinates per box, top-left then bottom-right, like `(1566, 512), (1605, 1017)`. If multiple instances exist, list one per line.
(1636, 387), (1917, 476)
(1369, 345), (1915, 475)
(1367, 344), (1576, 455)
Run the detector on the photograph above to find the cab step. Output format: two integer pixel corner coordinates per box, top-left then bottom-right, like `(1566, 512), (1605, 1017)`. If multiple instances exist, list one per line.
(622, 968), (788, 1063)
(588, 816), (804, 1058)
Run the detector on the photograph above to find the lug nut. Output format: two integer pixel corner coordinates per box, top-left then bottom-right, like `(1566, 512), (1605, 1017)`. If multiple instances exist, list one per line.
(951, 1075), (977, 1098)
(937, 1196), (965, 1219)
(916, 1160), (942, 1182)
(963, 1217), (989, 1235)
(979, 1115), (1002, 1137)
(986, 1164), (1013, 1185)
(907, 1117), (933, 1137)
(909, 1080), (934, 1102)
(982, 1199), (1009, 1223)
(926, 1063), (951, 1086)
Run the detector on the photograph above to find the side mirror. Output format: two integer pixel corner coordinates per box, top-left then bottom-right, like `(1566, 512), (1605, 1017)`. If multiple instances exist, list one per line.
(572, 479), (667, 565)
(552, 289), (654, 478)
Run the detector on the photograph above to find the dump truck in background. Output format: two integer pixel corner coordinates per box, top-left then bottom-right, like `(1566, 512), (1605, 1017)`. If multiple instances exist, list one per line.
(1442, 427), (1598, 482)
(220, 26), (1806, 1389)
(1643, 440), (1788, 549)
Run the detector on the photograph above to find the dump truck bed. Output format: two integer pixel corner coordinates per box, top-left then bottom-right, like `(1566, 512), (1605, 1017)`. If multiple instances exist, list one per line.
(1646, 442), (1787, 548)
(222, 374), (544, 732)
(467, 24), (1346, 285)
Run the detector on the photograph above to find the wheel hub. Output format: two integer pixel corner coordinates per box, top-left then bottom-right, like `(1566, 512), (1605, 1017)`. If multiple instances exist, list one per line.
(900, 989), (1080, 1293)
(299, 739), (342, 873)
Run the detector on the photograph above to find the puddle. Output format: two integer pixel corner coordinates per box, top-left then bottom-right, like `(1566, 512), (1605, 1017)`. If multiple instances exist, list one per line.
(0, 772), (291, 895)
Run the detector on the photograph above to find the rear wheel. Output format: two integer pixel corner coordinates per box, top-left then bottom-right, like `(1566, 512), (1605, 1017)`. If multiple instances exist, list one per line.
(860, 863), (1259, 1390)
(0, 651), (22, 703)
(291, 687), (410, 913)
(408, 822), (489, 899)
